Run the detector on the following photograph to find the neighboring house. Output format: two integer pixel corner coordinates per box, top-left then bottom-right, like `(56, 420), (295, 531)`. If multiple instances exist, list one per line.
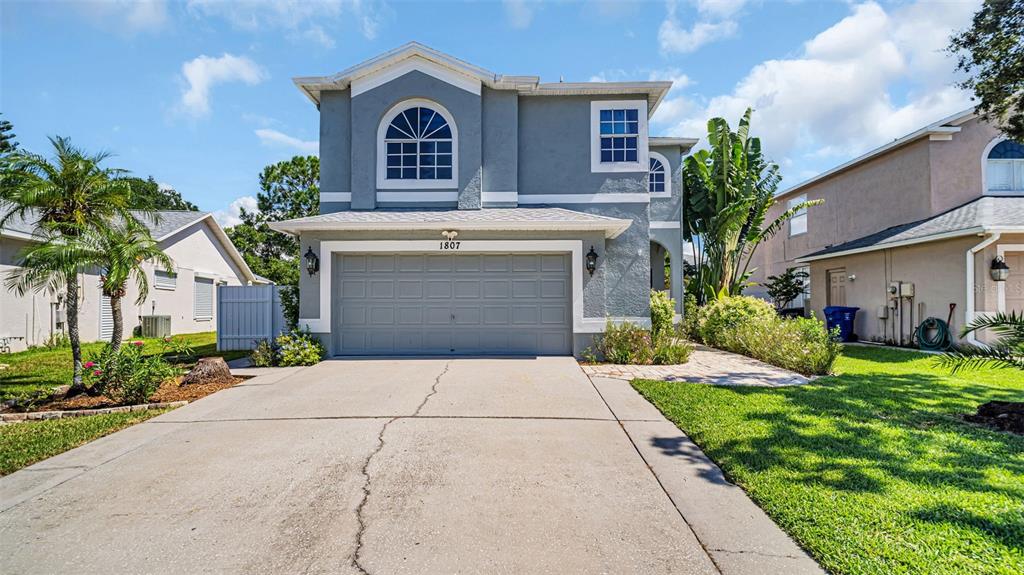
(749, 109), (1024, 345)
(270, 43), (696, 357)
(1, 210), (261, 352)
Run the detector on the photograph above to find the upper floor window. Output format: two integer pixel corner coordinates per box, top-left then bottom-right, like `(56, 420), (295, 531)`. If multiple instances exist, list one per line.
(590, 100), (649, 173)
(377, 99), (458, 189)
(986, 139), (1024, 194)
(789, 194), (808, 236)
(649, 152), (672, 197)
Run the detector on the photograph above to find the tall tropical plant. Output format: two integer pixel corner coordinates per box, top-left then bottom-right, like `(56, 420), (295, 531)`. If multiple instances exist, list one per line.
(88, 219), (174, 352)
(938, 312), (1024, 373)
(0, 136), (142, 394)
(682, 109), (822, 304)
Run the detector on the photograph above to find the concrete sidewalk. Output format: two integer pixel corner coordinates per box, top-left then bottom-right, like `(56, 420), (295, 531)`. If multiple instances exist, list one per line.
(1, 357), (822, 574)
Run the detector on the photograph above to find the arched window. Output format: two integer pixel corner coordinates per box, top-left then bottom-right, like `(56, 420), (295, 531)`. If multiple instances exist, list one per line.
(377, 100), (457, 189)
(648, 152), (671, 197)
(986, 139), (1024, 194)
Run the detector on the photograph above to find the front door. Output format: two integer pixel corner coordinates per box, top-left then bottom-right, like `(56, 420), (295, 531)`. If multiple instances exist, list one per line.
(828, 269), (847, 307)
(1005, 252), (1023, 314)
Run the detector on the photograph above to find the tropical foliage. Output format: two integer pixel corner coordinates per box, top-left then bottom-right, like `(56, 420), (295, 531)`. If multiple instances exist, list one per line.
(682, 109), (822, 304)
(1, 136), (142, 393)
(764, 267), (809, 311)
(939, 311), (1024, 372)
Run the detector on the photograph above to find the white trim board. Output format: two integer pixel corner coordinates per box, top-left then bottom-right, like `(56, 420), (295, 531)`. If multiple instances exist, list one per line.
(320, 192), (353, 203)
(352, 55), (482, 97)
(997, 244), (1024, 313)
(377, 191), (459, 202)
(300, 240), (617, 336)
(518, 193), (650, 204)
(650, 221), (681, 229)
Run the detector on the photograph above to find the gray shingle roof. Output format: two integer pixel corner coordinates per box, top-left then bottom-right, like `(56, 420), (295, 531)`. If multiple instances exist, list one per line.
(1, 209), (208, 240)
(268, 207), (634, 239)
(801, 196), (1024, 260)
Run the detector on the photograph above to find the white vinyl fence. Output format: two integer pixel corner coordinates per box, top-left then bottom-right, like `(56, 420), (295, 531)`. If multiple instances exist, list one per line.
(216, 285), (288, 351)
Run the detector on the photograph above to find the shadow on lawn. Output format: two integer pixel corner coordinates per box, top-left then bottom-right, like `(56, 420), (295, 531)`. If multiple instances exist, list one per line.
(645, 365), (1024, 546)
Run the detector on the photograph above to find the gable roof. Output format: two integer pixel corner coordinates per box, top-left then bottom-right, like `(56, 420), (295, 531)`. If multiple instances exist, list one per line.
(1, 209), (261, 284)
(268, 207), (632, 239)
(778, 108), (977, 201)
(294, 42), (673, 116)
(797, 196), (1024, 262)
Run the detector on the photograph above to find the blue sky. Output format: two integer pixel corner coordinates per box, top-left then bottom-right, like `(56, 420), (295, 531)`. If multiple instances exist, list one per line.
(2, 0), (979, 225)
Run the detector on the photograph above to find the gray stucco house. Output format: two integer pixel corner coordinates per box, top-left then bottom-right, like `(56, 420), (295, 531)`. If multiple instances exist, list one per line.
(270, 43), (696, 356)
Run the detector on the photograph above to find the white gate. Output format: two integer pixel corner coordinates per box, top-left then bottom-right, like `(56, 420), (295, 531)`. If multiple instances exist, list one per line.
(216, 285), (287, 351)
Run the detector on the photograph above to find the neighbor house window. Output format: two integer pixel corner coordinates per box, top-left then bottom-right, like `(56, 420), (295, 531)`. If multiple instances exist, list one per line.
(789, 194), (808, 236)
(649, 152), (672, 197)
(154, 269), (177, 290)
(986, 139), (1024, 194)
(376, 99), (457, 189)
(194, 277), (214, 320)
(590, 101), (648, 173)
(791, 265), (810, 309)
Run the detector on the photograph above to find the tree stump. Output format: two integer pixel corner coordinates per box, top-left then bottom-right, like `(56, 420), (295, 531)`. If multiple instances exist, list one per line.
(181, 357), (234, 386)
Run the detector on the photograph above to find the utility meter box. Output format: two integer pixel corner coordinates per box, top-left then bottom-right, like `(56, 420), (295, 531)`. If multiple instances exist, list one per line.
(899, 282), (915, 298)
(888, 282), (901, 297)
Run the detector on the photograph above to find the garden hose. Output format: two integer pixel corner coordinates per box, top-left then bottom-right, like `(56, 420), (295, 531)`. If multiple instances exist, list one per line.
(915, 317), (951, 351)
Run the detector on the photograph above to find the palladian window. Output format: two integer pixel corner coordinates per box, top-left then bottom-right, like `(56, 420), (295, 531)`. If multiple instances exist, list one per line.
(384, 106), (454, 181)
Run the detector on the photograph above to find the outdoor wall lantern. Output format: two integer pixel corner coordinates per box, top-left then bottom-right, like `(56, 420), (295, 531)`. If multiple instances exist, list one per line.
(304, 246), (320, 277)
(991, 257), (1010, 282)
(585, 246), (599, 276)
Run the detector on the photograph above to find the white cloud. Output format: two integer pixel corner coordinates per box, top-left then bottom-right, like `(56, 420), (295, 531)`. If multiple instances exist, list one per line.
(214, 196), (258, 228)
(76, 0), (168, 33)
(503, 0), (536, 29)
(179, 54), (267, 117)
(157, 182), (175, 192)
(655, 1), (978, 179)
(186, 0), (384, 42)
(659, 0), (746, 54)
(590, 67), (695, 127)
(255, 129), (319, 154)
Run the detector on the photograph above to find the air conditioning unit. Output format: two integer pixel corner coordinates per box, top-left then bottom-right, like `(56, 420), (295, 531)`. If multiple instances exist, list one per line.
(141, 315), (171, 338)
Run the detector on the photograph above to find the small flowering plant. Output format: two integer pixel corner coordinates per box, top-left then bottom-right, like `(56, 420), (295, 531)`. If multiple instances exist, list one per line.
(160, 336), (195, 361)
(84, 342), (181, 404)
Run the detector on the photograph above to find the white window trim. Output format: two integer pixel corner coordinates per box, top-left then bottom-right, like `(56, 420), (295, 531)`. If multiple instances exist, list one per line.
(153, 269), (177, 291)
(376, 98), (459, 190)
(299, 240), (635, 339)
(789, 194), (808, 237)
(590, 100), (649, 173)
(193, 276), (215, 321)
(648, 151), (672, 198)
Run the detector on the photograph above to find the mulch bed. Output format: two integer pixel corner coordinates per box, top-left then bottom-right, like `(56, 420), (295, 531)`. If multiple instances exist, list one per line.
(965, 401), (1024, 435)
(34, 376), (244, 412)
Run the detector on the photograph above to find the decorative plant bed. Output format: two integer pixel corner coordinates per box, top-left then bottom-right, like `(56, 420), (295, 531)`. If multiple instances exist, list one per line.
(1, 401), (186, 423)
(965, 401), (1024, 434)
(3, 376), (245, 415)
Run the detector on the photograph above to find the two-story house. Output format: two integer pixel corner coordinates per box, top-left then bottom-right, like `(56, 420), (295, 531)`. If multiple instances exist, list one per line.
(749, 109), (1024, 346)
(270, 43), (696, 357)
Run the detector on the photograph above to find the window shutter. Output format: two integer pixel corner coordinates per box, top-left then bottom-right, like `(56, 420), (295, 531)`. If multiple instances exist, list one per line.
(155, 270), (177, 290)
(99, 295), (114, 340)
(194, 277), (214, 319)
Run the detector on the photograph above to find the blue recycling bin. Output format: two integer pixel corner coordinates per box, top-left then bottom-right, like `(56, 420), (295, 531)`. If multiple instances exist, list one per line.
(823, 306), (859, 342)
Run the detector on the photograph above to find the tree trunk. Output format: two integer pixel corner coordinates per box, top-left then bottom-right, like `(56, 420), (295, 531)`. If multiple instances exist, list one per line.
(65, 272), (85, 397)
(181, 357), (234, 386)
(110, 293), (123, 353)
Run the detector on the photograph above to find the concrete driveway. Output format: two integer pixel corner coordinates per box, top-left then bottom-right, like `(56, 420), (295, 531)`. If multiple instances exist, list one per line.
(0, 358), (821, 575)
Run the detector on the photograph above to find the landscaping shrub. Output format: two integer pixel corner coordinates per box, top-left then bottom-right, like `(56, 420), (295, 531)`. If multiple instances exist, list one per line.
(697, 295), (841, 375)
(249, 339), (276, 367)
(650, 289), (675, 342)
(274, 329), (325, 366)
(653, 336), (693, 365)
(85, 341), (180, 404)
(697, 295), (775, 348)
(595, 321), (654, 364)
(682, 293), (700, 342)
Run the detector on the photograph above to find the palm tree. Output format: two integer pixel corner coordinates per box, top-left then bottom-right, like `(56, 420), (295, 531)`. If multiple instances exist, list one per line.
(1, 136), (142, 394)
(682, 109), (822, 303)
(939, 312), (1024, 373)
(89, 219), (174, 352)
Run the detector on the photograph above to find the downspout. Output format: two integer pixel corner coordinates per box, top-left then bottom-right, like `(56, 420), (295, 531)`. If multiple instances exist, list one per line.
(965, 230), (1000, 346)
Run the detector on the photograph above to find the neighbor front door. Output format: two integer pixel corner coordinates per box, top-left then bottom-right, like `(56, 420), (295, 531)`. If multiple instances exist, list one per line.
(828, 269), (847, 307)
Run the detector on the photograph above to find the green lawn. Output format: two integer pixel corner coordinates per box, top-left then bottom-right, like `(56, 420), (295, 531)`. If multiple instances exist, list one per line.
(633, 346), (1024, 575)
(0, 408), (173, 476)
(0, 332), (246, 400)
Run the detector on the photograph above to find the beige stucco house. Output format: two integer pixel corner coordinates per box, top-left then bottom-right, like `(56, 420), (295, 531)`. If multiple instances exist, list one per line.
(749, 109), (1024, 346)
(1, 210), (261, 353)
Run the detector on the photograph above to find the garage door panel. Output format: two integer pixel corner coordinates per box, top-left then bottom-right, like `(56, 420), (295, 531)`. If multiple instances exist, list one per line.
(335, 254), (570, 356)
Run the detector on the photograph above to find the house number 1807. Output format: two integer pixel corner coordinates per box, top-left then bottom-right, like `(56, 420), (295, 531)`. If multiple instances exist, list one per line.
(439, 241), (461, 250)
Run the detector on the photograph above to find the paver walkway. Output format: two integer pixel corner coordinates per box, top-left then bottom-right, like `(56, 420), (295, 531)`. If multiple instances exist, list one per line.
(581, 344), (811, 386)
(1, 357), (821, 575)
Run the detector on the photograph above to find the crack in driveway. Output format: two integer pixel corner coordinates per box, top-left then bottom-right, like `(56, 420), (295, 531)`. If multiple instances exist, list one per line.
(350, 359), (452, 575)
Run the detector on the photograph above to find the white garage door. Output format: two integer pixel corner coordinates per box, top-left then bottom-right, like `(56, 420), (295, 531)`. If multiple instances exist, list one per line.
(334, 253), (572, 355)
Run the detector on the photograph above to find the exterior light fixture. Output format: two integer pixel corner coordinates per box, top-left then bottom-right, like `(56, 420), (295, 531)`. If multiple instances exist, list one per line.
(304, 246), (320, 277)
(585, 246), (599, 276)
(991, 257), (1010, 282)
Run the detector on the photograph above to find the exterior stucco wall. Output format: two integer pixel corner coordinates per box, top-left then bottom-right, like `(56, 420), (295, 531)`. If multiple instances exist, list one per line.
(648, 144), (683, 223)
(650, 228), (684, 314)
(349, 70), (483, 210)
(1, 221), (248, 353)
(481, 87), (518, 206)
(319, 89), (352, 214)
(929, 117), (1003, 214)
(517, 95), (647, 197)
